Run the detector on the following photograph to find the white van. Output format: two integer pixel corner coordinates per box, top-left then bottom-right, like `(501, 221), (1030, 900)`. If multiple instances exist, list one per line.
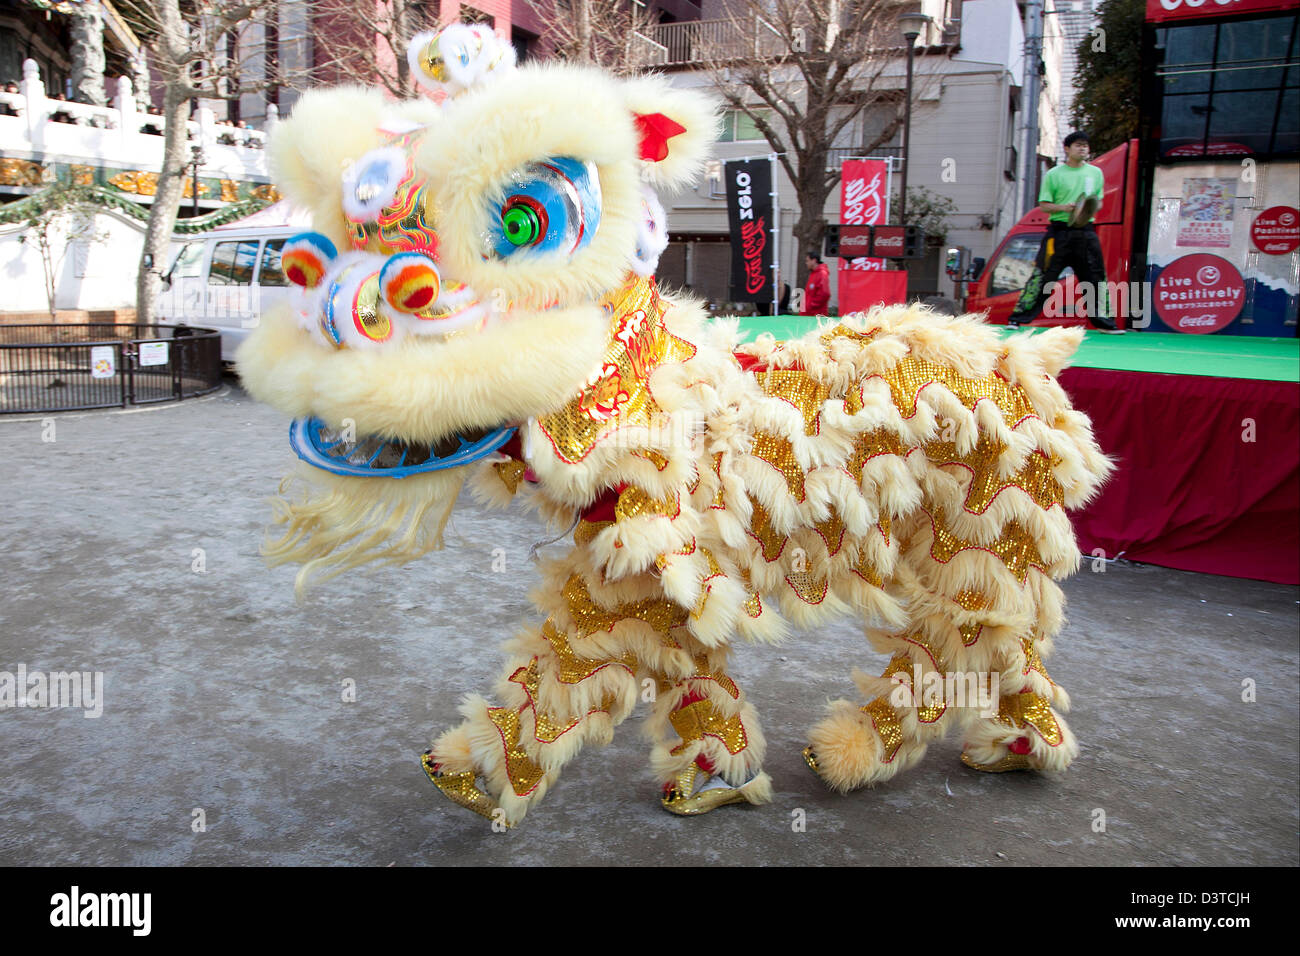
(157, 202), (313, 361)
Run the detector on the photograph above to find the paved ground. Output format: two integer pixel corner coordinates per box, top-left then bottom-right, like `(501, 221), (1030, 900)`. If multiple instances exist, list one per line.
(1, 380), (1296, 866)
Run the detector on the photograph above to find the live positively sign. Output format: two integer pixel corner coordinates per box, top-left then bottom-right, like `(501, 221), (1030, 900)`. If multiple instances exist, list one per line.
(1153, 254), (1245, 333)
(1251, 206), (1300, 255)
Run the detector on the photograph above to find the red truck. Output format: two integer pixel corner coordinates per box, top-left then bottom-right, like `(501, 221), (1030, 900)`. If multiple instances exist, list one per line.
(963, 140), (1141, 328)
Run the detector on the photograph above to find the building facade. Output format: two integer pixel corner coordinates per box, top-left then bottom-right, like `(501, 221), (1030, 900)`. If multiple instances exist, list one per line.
(649, 0), (1065, 309)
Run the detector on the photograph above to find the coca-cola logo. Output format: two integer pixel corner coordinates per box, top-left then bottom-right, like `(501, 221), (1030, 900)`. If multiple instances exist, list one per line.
(1153, 253), (1245, 334)
(741, 217), (767, 294)
(840, 230), (872, 250)
(1251, 206), (1300, 255)
(874, 234), (903, 252)
(844, 173), (883, 227)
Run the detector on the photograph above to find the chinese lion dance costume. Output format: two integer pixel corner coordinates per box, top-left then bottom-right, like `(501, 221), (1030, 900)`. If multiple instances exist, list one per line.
(238, 24), (1112, 827)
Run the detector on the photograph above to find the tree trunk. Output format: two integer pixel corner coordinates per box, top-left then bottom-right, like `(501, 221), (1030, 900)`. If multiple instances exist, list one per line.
(135, 80), (194, 326)
(791, 155), (833, 287)
(40, 235), (57, 323)
(70, 3), (107, 107)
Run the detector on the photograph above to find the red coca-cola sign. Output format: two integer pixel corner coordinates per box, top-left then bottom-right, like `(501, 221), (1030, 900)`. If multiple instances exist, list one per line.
(871, 226), (905, 255)
(1153, 253), (1246, 334)
(1251, 206), (1300, 255)
(1147, 0), (1298, 24)
(841, 159), (888, 273)
(838, 224), (872, 253)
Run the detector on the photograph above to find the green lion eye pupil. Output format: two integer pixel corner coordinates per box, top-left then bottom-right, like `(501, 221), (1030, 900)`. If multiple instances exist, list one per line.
(502, 203), (542, 246)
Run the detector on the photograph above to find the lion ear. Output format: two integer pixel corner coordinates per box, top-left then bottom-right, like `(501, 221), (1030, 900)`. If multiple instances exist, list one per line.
(621, 75), (722, 191)
(268, 85), (393, 244)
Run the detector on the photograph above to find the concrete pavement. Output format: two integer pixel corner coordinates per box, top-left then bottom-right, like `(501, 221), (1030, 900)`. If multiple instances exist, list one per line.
(1, 382), (1296, 866)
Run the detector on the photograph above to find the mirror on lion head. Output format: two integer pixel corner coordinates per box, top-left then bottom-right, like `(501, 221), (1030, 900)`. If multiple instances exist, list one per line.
(236, 23), (720, 592)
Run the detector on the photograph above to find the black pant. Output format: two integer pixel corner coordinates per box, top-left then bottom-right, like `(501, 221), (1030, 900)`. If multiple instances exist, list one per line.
(1012, 223), (1111, 323)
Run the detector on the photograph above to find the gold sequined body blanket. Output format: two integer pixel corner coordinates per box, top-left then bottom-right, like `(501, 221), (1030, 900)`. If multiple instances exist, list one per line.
(424, 277), (1112, 824)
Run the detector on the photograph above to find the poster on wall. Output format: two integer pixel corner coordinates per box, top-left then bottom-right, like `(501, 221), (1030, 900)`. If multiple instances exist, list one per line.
(1176, 178), (1236, 248)
(839, 159), (890, 314)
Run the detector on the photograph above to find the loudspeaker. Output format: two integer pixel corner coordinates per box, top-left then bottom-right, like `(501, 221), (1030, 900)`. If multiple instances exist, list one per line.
(823, 224), (840, 259)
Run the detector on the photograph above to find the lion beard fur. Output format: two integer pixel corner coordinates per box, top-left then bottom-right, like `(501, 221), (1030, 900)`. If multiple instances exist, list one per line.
(263, 463), (468, 598)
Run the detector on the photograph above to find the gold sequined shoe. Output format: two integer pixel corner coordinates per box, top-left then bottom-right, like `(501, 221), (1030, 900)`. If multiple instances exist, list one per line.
(660, 764), (750, 816)
(421, 750), (506, 824)
(960, 750), (1036, 773)
(802, 745), (823, 779)
(960, 734), (1038, 773)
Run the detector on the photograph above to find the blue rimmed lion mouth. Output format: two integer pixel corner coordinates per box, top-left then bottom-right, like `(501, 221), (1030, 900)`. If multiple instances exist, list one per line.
(289, 417), (515, 478)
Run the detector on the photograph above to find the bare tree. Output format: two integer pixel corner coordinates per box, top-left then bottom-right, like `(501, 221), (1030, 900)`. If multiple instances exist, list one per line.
(525, 0), (663, 74)
(17, 184), (106, 322)
(695, 0), (929, 279)
(308, 0), (442, 99)
(112, 1), (296, 325)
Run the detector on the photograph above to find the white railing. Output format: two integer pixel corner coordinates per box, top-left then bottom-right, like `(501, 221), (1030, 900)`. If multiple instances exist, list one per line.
(0, 58), (273, 183)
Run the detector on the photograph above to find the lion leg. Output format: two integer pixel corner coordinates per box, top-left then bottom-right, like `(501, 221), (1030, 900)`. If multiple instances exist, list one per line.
(424, 610), (642, 827)
(803, 621), (970, 793)
(427, 550), (727, 826)
(808, 423), (1086, 791)
(647, 637), (773, 816)
(806, 535), (1081, 791)
(958, 577), (1079, 773)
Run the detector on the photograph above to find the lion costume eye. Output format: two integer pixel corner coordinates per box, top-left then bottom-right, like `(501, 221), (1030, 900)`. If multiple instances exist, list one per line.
(501, 196), (547, 247)
(486, 157), (601, 259)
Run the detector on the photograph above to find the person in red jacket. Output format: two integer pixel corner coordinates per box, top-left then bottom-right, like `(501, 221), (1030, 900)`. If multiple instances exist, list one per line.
(801, 252), (830, 316)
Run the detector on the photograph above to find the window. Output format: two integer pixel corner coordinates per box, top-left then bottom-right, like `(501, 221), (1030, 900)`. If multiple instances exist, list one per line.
(719, 109), (771, 142)
(168, 243), (205, 279)
(209, 240), (259, 286)
(460, 5), (494, 27)
(988, 234), (1045, 298)
(511, 25), (538, 64)
(1155, 14), (1299, 158)
(857, 102), (902, 151)
(258, 239), (289, 287)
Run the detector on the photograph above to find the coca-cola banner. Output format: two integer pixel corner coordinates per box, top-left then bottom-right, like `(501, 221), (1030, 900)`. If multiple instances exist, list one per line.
(724, 159), (774, 302)
(839, 159), (890, 314)
(1146, 0), (1297, 24)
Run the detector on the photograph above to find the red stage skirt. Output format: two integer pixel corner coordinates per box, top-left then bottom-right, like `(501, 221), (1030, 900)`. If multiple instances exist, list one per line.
(1060, 367), (1299, 585)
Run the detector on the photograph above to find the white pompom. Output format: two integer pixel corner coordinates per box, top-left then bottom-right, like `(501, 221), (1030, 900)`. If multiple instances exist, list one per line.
(629, 185), (669, 277)
(408, 24), (517, 98)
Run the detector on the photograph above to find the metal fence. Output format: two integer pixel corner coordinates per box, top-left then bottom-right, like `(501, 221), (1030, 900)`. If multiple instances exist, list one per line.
(0, 324), (223, 414)
(650, 18), (788, 66)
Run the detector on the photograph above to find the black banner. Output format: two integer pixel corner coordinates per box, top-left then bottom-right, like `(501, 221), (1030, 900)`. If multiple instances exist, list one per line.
(724, 159), (774, 302)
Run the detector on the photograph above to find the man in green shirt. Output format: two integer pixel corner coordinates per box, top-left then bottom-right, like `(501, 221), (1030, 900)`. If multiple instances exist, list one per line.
(1009, 132), (1120, 331)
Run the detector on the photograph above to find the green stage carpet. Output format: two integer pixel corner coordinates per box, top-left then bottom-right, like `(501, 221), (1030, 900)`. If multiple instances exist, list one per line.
(728, 315), (1299, 384)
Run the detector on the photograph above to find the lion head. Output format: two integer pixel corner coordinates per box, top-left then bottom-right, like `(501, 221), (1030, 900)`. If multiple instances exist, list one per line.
(236, 25), (719, 592)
